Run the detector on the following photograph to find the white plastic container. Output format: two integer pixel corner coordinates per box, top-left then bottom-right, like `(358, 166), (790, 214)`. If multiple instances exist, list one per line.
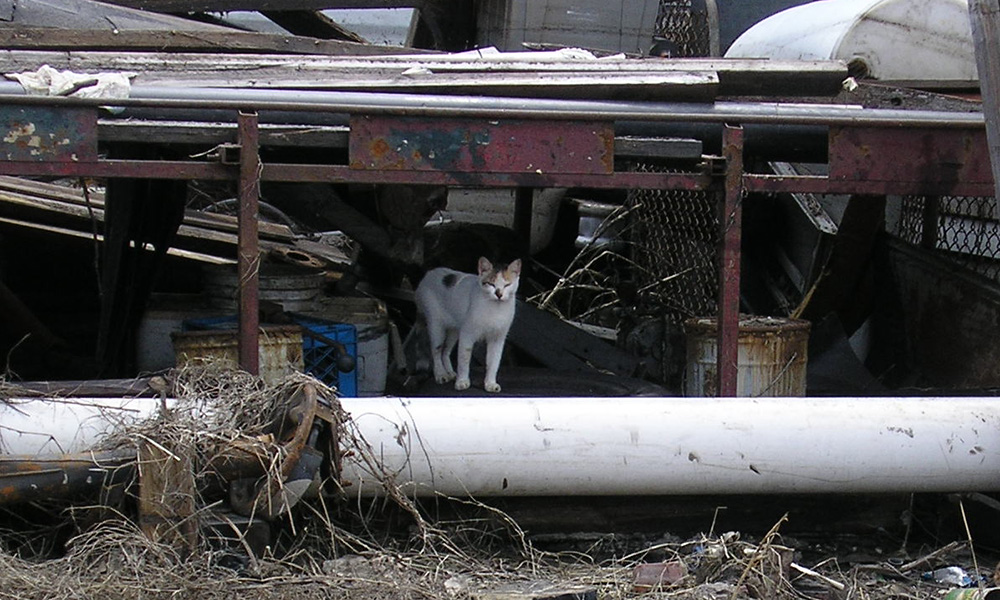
(725, 0), (977, 86)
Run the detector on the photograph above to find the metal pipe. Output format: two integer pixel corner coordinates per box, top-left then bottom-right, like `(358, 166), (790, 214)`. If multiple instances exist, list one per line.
(0, 83), (985, 128)
(3, 395), (999, 496)
(341, 395), (1000, 497)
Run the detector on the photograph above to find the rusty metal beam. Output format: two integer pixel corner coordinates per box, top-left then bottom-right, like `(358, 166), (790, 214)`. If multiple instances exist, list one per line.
(238, 111), (261, 376)
(718, 125), (743, 397)
(742, 175), (997, 198)
(0, 159), (711, 189)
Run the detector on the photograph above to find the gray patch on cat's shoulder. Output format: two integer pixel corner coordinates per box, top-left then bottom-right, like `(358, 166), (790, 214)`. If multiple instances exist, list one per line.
(442, 273), (458, 288)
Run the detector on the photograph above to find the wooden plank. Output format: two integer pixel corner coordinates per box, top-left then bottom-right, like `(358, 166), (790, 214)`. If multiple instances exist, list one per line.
(139, 441), (198, 556)
(106, 0), (422, 10)
(0, 215), (235, 264)
(3, 0), (228, 31)
(0, 176), (295, 241)
(969, 0), (1000, 212)
(0, 28), (417, 56)
(0, 49), (844, 76)
(507, 301), (639, 376)
(260, 10), (368, 43)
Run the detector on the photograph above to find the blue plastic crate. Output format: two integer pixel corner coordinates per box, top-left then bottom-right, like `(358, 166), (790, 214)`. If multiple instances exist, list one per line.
(182, 314), (358, 396)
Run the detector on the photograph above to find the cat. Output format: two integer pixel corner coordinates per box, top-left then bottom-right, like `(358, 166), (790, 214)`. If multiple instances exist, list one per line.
(414, 257), (521, 393)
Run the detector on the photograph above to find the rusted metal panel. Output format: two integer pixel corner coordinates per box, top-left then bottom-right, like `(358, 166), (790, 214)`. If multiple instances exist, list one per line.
(349, 116), (614, 175)
(0, 105), (97, 162)
(829, 127), (994, 189)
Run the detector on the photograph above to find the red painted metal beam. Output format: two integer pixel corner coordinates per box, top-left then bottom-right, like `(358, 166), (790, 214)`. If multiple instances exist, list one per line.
(237, 111), (261, 376)
(718, 125), (744, 397)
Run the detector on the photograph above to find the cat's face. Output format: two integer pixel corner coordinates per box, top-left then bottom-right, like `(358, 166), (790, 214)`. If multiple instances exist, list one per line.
(478, 257), (521, 302)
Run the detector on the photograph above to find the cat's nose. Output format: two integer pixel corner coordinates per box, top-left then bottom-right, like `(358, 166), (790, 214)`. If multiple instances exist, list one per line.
(495, 290), (503, 299)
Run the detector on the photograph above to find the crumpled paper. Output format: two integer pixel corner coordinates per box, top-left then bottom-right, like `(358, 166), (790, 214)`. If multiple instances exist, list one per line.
(6, 64), (135, 112)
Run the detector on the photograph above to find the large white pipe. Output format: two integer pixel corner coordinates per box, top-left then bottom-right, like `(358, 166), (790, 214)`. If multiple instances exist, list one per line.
(3, 396), (999, 496)
(340, 396), (1000, 496)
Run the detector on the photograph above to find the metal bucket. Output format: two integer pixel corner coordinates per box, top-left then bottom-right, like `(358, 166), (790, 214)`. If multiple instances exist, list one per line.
(684, 316), (810, 397)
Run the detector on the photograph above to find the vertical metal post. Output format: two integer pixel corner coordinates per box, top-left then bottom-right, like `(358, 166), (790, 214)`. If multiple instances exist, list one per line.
(718, 125), (744, 397)
(237, 111), (260, 376)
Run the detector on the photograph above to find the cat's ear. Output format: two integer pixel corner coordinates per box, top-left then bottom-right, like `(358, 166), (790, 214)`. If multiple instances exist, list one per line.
(508, 259), (522, 276)
(478, 256), (493, 274)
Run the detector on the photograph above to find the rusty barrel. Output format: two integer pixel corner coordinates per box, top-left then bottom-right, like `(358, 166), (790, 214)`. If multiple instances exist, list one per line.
(684, 316), (810, 397)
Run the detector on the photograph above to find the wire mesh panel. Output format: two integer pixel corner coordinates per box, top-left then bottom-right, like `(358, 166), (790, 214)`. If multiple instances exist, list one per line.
(894, 195), (1000, 283)
(626, 168), (719, 319)
(652, 0), (712, 57)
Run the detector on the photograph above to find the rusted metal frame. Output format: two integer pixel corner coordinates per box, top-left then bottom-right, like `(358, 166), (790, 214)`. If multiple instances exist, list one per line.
(0, 159), (712, 189)
(742, 175), (997, 198)
(718, 125), (744, 397)
(0, 159), (231, 180)
(238, 111), (261, 376)
(263, 163), (714, 189)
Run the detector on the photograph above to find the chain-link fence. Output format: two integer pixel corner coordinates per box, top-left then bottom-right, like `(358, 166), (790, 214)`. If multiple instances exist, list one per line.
(893, 195), (1000, 283)
(652, 0), (713, 57)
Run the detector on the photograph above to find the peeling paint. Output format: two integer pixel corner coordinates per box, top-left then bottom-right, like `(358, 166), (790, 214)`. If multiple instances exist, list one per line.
(349, 115), (612, 174)
(0, 106), (97, 162)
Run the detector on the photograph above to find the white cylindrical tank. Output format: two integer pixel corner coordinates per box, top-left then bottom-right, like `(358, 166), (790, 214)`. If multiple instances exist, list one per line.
(725, 0), (977, 85)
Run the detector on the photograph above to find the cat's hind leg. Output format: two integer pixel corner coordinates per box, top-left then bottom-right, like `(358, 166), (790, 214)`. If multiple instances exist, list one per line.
(441, 328), (459, 380)
(427, 323), (456, 384)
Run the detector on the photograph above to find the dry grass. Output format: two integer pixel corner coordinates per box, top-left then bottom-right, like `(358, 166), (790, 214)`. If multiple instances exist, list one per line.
(0, 363), (989, 600)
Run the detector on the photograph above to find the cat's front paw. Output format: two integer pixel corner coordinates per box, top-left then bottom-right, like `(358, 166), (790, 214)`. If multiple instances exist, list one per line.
(454, 378), (471, 391)
(484, 381), (501, 393)
(435, 373), (456, 384)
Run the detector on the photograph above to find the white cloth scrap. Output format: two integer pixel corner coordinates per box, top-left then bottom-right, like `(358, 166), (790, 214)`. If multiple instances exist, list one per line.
(7, 64), (134, 100)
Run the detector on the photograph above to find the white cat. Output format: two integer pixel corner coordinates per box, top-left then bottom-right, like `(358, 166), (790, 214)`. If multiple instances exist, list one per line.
(414, 257), (521, 393)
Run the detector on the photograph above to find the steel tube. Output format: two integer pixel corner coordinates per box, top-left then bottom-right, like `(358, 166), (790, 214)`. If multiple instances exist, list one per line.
(0, 84), (985, 128)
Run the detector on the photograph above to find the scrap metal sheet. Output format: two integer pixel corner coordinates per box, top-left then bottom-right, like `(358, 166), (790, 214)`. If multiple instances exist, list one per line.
(829, 126), (993, 187)
(350, 116), (613, 175)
